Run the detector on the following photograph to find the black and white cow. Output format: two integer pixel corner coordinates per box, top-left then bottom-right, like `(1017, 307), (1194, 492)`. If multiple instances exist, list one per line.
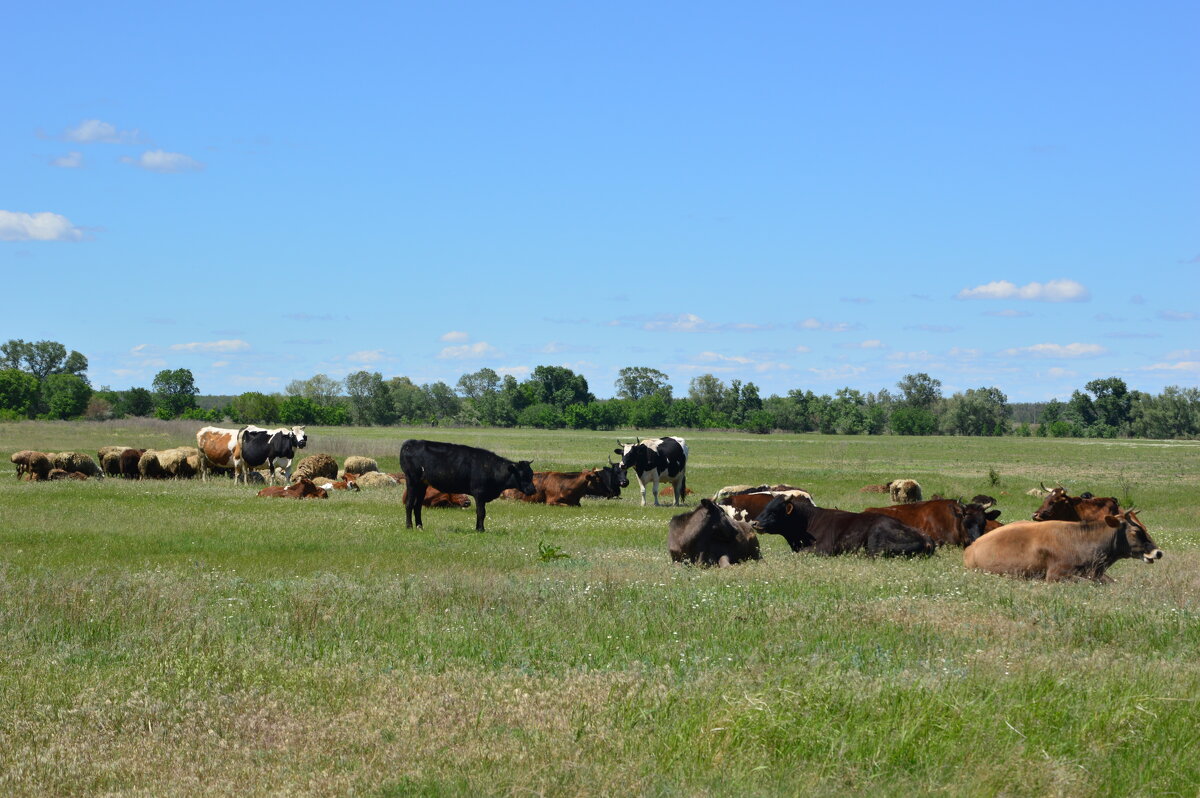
(237, 425), (307, 485)
(614, 436), (688, 506)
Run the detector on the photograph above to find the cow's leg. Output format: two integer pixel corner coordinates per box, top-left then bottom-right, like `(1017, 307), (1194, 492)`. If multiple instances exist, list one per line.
(475, 499), (486, 532)
(651, 476), (663, 506)
(637, 477), (648, 507)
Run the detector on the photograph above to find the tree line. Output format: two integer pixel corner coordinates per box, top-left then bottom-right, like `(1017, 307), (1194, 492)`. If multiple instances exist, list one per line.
(1, 339), (1198, 439)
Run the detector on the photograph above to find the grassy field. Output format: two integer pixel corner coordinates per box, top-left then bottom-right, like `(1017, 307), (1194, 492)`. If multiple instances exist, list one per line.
(2, 420), (1199, 797)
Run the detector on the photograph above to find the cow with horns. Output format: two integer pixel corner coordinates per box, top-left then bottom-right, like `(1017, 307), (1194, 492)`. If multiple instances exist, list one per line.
(614, 436), (688, 507)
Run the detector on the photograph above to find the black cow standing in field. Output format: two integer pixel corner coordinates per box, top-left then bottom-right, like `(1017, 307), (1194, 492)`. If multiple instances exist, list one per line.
(399, 439), (536, 531)
(615, 436), (688, 506)
(753, 495), (935, 557)
(237, 425), (307, 485)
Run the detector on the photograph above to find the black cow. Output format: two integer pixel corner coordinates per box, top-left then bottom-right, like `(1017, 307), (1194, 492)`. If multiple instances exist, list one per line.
(399, 439), (536, 531)
(614, 436), (688, 506)
(669, 499), (761, 567)
(753, 495), (935, 557)
(237, 425), (307, 486)
(586, 460), (629, 499)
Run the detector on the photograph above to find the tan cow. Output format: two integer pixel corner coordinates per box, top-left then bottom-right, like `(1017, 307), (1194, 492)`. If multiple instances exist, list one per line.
(196, 426), (243, 482)
(964, 511), (1162, 582)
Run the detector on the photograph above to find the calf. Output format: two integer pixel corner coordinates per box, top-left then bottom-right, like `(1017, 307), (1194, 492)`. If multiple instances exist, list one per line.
(864, 499), (1000, 547)
(615, 436), (688, 506)
(399, 439), (535, 531)
(964, 510), (1162, 582)
(585, 461), (628, 499)
(669, 499), (761, 567)
(1032, 487), (1120, 522)
(753, 495), (935, 557)
(503, 470), (606, 506)
(257, 477), (328, 499)
(388, 474), (472, 508)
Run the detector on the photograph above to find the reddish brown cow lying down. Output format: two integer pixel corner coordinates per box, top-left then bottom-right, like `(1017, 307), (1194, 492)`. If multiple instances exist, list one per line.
(387, 474), (472, 508)
(965, 510), (1162, 582)
(257, 477), (328, 499)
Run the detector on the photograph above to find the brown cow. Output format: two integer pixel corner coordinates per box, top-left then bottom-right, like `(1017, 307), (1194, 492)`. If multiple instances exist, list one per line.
(257, 477), (328, 499)
(196, 426), (244, 482)
(964, 511), (1162, 582)
(864, 499), (1001, 547)
(388, 474), (472, 508)
(1032, 487), (1120, 522)
(314, 472), (360, 492)
(669, 499), (762, 567)
(501, 470), (606, 506)
(718, 489), (816, 522)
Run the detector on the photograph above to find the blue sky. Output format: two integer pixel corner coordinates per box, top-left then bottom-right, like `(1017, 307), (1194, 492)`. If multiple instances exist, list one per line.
(4, 1), (1197, 401)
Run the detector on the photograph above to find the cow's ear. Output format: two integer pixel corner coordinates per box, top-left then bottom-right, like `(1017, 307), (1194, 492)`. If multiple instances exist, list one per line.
(784, 501), (794, 516)
(613, 448), (622, 455)
(986, 510), (1001, 521)
(1104, 515), (1121, 528)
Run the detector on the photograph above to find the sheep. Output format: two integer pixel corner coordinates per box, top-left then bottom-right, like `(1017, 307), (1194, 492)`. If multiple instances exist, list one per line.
(11, 451), (52, 481)
(354, 471), (398, 489)
(138, 450), (169, 480)
(342, 456), (379, 476)
(119, 448), (146, 479)
(291, 453), (339, 482)
(50, 451), (102, 478)
(889, 479), (923, 504)
(157, 447), (202, 479)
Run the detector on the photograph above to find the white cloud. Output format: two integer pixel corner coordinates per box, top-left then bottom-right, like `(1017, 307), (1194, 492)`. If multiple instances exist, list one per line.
(438, 341), (498, 359)
(948, 347), (981, 359)
(65, 119), (139, 143)
(984, 309), (1032, 318)
(1141, 361), (1200, 372)
(645, 313), (708, 332)
(1158, 310), (1196, 321)
(541, 341), (566, 353)
(347, 349), (386, 363)
(440, 331), (469, 342)
(1045, 367), (1077, 378)
(888, 350), (934, 362)
(122, 150), (204, 173)
(753, 361), (793, 373)
(212, 361), (230, 368)
(957, 279), (1089, 302)
(808, 365), (867, 380)
(1002, 342), (1106, 358)
(51, 151), (83, 168)
(696, 351), (753, 364)
(797, 318), (856, 332)
(496, 365), (529, 377)
(794, 345), (811, 353)
(0, 210), (85, 242)
(170, 339), (251, 353)
(856, 339), (883, 349)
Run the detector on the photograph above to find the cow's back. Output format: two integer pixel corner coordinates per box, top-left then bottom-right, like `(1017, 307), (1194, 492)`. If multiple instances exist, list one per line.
(401, 439), (506, 496)
(964, 521), (1057, 576)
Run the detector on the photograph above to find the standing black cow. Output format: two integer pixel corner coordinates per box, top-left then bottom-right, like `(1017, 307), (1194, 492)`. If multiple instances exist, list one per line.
(753, 495), (935, 557)
(399, 439), (536, 531)
(614, 436), (688, 506)
(237, 425), (307, 485)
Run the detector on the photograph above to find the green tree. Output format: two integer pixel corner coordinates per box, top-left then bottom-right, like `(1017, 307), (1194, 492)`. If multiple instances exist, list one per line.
(889, 406), (938, 435)
(941, 387), (1009, 436)
(152, 369), (199, 419)
(41, 373), (93, 419)
(123, 387), (155, 417)
(1085, 377), (1132, 430)
(279, 395), (321, 425)
(422, 381), (461, 421)
(688, 374), (727, 409)
(345, 371), (395, 425)
(831, 388), (870, 434)
(388, 377), (433, 423)
(517, 402), (564, 429)
(897, 372), (942, 411)
(0, 368), (40, 418)
(615, 367), (673, 401)
(229, 392), (281, 424)
(456, 367), (501, 400)
(285, 373), (343, 405)
(524, 366), (592, 409)
(628, 393), (670, 428)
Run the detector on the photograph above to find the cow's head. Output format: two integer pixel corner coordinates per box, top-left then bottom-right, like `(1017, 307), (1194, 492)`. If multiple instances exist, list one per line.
(614, 440), (642, 470)
(291, 426), (307, 449)
(960, 502), (1002, 545)
(1032, 486), (1073, 521)
(1108, 510), (1163, 563)
(606, 458), (630, 489)
(699, 499), (762, 565)
(512, 459), (536, 495)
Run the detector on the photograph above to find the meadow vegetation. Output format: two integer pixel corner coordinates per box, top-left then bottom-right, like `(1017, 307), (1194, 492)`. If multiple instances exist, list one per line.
(2, 420), (1199, 796)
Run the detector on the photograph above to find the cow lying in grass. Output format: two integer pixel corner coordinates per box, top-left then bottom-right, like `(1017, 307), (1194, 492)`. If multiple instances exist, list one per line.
(752, 495), (935, 557)
(964, 510), (1161, 582)
(668, 499), (761, 567)
(257, 477), (328, 499)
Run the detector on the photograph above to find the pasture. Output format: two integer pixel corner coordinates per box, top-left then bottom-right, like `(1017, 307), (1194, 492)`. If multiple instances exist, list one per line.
(2, 420), (1199, 797)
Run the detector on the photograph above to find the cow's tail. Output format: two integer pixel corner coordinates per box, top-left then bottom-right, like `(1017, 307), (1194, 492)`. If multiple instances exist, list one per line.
(678, 470), (687, 503)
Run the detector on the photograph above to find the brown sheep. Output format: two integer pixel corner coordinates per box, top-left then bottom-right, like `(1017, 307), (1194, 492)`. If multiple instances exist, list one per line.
(50, 451), (103, 478)
(11, 451), (52, 481)
(119, 448), (146, 479)
(889, 479), (923, 504)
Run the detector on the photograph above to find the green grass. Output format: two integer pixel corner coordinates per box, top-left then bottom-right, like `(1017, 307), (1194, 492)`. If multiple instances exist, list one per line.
(2, 421), (1199, 796)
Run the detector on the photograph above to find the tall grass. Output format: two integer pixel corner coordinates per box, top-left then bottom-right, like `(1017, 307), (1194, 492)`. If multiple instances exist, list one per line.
(1, 423), (1198, 796)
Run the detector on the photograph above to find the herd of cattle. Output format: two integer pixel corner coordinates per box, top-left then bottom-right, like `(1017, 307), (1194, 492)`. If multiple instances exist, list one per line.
(8, 429), (1165, 583)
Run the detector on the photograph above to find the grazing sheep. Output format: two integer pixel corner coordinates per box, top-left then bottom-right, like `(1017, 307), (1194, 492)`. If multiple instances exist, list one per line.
(157, 447), (202, 479)
(138, 450), (169, 480)
(342, 456), (379, 476)
(119, 448), (146, 479)
(355, 471), (398, 489)
(11, 451), (52, 481)
(889, 479), (923, 504)
(98, 446), (133, 473)
(50, 451), (102, 478)
(291, 453), (339, 482)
